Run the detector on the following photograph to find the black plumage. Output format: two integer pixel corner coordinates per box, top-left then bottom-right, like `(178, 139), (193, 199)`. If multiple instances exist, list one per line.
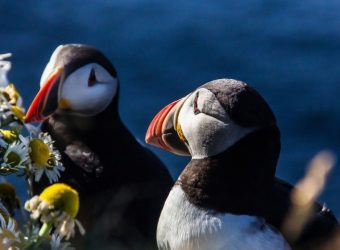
(178, 125), (338, 249)
(32, 44), (173, 249)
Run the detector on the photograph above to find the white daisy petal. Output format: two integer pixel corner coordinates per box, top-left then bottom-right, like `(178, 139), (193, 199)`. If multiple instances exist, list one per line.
(0, 202), (9, 217)
(75, 219), (86, 235)
(0, 138), (7, 148)
(50, 233), (75, 250)
(34, 169), (44, 182)
(0, 212), (20, 249)
(0, 214), (6, 228)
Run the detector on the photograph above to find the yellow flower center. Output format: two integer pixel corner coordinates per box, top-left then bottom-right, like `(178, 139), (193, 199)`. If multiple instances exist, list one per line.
(11, 106), (25, 122)
(0, 130), (18, 143)
(39, 183), (79, 218)
(29, 139), (50, 167)
(6, 151), (21, 167)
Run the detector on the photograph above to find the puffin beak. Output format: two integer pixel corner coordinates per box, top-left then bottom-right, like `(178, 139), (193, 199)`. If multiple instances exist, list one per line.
(145, 95), (190, 156)
(25, 67), (64, 123)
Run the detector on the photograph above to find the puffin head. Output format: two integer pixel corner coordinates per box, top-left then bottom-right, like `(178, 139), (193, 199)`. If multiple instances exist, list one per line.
(25, 44), (118, 123)
(145, 79), (278, 159)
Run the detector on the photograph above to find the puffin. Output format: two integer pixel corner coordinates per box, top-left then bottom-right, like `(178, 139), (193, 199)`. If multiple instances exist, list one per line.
(25, 44), (173, 249)
(145, 79), (339, 250)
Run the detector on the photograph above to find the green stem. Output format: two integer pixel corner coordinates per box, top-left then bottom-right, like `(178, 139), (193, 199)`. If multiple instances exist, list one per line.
(25, 168), (34, 198)
(39, 222), (52, 237)
(21, 222), (52, 249)
(33, 222), (52, 248)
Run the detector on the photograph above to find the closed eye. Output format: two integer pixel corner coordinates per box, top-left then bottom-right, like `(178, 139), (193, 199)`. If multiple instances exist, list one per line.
(193, 92), (201, 115)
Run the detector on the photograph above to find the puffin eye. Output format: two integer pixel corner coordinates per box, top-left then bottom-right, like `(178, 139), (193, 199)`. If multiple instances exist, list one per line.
(193, 92), (201, 115)
(88, 68), (97, 87)
(193, 88), (229, 123)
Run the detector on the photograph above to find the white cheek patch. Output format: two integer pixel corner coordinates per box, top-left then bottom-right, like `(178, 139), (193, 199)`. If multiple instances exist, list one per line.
(178, 89), (256, 159)
(59, 63), (117, 116)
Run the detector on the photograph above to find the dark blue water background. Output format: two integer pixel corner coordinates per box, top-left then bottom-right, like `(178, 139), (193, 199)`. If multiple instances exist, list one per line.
(0, 1), (339, 216)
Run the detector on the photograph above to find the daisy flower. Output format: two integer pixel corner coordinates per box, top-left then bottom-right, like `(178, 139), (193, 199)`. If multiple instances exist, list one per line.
(0, 84), (25, 130)
(28, 132), (65, 183)
(25, 183), (85, 240)
(0, 84), (23, 107)
(0, 140), (29, 175)
(0, 102), (22, 129)
(0, 204), (20, 250)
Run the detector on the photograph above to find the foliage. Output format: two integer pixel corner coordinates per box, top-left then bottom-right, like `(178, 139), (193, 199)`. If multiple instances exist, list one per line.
(0, 54), (84, 249)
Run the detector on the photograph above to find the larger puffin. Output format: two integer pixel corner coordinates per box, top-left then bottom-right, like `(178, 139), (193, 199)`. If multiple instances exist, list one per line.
(145, 79), (338, 250)
(25, 44), (173, 249)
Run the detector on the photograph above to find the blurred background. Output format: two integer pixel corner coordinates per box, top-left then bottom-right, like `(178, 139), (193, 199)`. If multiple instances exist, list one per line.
(0, 0), (339, 216)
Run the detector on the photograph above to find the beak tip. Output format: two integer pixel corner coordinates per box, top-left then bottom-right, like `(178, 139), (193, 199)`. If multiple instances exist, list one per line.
(144, 124), (159, 148)
(145, 122), (154, 143)
(24, 111), (44, 123)
(23, 115), (30, 123)
(145, 137), (158, 148)
(145, 135), (150, 144)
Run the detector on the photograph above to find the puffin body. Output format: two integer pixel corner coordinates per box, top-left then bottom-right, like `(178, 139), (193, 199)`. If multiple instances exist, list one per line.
(157, 185), (290, 250)
(26, 44), (173, 249)
(145, 79), (338, 250)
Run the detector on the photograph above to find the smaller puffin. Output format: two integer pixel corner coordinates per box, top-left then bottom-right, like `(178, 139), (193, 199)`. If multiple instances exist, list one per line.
(25, 44), (173, 249)
(145, 79), (338, 250)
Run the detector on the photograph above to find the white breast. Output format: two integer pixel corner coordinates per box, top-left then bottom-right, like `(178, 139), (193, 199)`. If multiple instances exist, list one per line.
(157, 185), (291, 250)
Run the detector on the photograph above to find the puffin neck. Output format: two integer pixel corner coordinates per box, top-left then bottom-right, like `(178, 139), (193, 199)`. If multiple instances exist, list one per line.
(178, 125), (281, 214)
(52, 96), (120, 141)
(43, 97), (150, 189)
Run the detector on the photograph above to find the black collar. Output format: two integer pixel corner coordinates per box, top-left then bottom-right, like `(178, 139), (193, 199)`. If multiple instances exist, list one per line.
(178, 125), (281, 215)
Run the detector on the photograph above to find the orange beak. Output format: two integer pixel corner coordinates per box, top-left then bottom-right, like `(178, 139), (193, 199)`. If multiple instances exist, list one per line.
(145, 96), (190, 156)
(25, 67), (63, 123)
(145, 100), (179, 150)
